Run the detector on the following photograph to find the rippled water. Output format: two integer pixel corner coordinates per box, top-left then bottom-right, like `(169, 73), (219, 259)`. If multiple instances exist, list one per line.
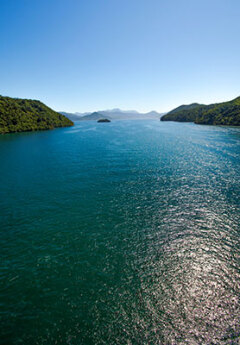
(0, 120), (240, 344)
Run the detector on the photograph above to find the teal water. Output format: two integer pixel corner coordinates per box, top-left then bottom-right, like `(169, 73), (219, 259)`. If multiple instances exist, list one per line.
(0, 120), (240, 345)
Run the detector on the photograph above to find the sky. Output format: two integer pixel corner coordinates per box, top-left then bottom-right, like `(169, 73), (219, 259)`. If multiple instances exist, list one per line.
(0, 0), (240, 113)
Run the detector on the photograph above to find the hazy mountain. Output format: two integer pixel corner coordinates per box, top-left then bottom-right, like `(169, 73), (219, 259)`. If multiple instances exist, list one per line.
(60, 111), (91, 121)
(98, 109), (163, 120)
(62, 109), (164, 122)
(145, 111), (164, 117)
(102, 108), (139, 114)
(79, 112), (111, 121)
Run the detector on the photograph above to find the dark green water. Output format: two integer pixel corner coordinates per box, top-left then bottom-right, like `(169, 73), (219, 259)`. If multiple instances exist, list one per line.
(0, 120), (240, 345)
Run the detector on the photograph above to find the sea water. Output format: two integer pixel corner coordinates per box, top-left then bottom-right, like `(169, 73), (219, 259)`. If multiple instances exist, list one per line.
(0, 120), (240, 344)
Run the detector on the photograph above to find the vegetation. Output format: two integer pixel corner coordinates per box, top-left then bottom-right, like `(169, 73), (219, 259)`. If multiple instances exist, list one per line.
(97, 118), (111, 122)
(161, 97), (240, 126)
(0, 95), (73, 134)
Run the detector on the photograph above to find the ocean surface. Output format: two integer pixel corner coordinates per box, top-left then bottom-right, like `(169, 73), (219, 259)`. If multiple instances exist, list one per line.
(0, 120), (240, 345)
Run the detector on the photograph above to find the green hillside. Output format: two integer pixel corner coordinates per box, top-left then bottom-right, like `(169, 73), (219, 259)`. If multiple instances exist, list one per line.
(168, 103), (203, 114)
(0, 96), (73, 134)
(161, 97), (240, 126)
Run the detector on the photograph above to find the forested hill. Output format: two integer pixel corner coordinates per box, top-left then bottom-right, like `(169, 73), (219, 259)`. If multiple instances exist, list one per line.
(0, 96), (73, 134)
(161, 97), (240, 126)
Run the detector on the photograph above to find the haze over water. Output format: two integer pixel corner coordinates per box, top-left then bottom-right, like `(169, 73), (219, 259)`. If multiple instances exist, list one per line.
(1, 120), (240, 344)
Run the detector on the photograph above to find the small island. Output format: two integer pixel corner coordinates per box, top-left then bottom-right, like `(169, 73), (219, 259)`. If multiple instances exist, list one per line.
(97, 119), (111, 123)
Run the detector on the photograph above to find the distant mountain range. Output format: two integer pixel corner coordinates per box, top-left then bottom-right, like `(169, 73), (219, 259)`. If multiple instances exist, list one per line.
(60, 112), (88, 121)
(60, 109), (164, 122)
(161, 97), (240, 126)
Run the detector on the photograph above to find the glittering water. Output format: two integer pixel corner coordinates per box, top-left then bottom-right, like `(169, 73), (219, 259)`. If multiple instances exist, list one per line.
(0, 120), (240, 345)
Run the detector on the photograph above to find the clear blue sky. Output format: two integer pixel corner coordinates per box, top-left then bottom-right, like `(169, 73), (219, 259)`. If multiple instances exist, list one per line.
(0, 0), (240, 113)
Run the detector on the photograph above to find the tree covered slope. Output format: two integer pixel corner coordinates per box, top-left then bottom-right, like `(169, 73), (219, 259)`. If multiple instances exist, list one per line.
(0, 96), (73, 134)
(161, 97), (240, 126)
